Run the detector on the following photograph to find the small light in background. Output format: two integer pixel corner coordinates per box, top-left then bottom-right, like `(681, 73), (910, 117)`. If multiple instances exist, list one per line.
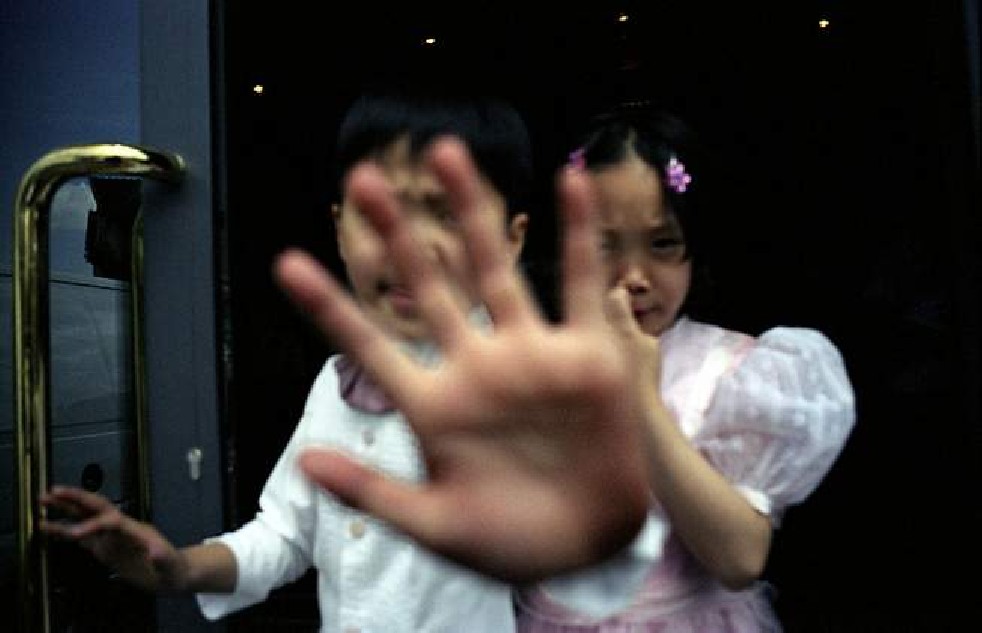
(424, 37), (437, 45)
(818, 18), (830, 29)
(618, 13), (629, 23)
(252, 84), (264, 95)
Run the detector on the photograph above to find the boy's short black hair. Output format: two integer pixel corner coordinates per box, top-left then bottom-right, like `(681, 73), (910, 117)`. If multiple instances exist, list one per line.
(333, 89), (533, 216)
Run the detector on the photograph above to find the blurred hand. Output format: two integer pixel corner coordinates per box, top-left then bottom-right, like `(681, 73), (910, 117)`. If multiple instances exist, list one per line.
(274, 138), (650, 583)
(41, 486), (189, 592)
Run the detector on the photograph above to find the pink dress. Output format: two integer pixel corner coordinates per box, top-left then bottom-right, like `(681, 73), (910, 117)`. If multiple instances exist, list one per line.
(515, 317), (856, 633)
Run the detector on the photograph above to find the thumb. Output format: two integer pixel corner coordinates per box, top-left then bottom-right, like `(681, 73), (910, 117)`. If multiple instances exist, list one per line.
(605, 287), (637, 335)
(299, 448), (451, 548)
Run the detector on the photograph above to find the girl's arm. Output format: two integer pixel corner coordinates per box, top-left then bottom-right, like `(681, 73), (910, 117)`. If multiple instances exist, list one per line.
(642, 395), (772, 590)
(605, 290), (771, 590)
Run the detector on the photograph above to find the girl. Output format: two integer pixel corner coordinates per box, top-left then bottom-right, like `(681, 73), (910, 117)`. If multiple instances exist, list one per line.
(514, 108), (856, 632)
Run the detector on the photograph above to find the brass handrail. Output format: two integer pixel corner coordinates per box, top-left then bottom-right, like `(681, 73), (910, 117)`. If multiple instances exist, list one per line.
(13, 144), (185, 633)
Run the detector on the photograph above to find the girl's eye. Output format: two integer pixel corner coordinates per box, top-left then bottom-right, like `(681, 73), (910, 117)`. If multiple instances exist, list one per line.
(650, 238), (683, 251)
(600, 236), (619, 253)
(650, 237), (686, 260)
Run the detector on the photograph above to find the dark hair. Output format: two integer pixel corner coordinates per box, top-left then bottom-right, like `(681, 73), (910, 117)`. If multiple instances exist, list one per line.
(332, 89), (533, 217)
(573, 105), (716, 317)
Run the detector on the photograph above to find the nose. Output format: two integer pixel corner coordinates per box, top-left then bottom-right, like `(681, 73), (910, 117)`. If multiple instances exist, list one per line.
(614, 259), (651, 296)
(414, 220), (448, 269)
(420, 231), (444, 266)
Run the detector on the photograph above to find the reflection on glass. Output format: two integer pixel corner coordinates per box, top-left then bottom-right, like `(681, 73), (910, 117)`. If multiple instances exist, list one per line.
(44, 177), (152, 630)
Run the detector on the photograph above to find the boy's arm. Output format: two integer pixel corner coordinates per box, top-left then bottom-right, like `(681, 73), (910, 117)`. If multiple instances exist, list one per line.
(178, 542), (238, 593)
(41, 486), (236, 594)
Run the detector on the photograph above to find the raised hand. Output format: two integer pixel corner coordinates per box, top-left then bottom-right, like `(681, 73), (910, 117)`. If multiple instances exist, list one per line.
(40, 486), (190, 592)
(274, 138), (651, 584)
(605, 286), (663, 400)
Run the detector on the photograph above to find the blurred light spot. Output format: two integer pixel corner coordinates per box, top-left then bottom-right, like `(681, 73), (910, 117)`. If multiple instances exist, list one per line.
(424, 37), (437, 45)
(818, 18), (830, 29)
(252, 84), (264, 95)
(618, 13), (629, 23)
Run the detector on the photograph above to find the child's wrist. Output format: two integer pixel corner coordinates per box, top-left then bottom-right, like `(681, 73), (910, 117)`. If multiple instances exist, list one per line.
(158, 546), (194, 593)
(643, 392), (679, 436)
(641, 385), (665, 415)
(175, 541), (238, 594)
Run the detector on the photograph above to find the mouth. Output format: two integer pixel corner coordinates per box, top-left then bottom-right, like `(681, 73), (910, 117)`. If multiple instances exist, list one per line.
(378, 280), (417, 316)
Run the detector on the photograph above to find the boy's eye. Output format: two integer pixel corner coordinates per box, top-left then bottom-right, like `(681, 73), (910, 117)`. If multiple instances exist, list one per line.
(432, 206), (458, 227)
(599, 235), (619, 253)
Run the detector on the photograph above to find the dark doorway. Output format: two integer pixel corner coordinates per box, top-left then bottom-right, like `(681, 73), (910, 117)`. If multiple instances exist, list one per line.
(219, 3), (981, 631)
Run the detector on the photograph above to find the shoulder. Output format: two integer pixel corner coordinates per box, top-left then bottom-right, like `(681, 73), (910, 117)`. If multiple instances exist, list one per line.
(736, 327), (853, 402)
(297, 354), (347, 428)
(664, 316), (752, 350)
(308, 354), (344, 394)
(660, 318), (752, 393)
(754, 326), (849, 362)
(708, 325), (856, 440)
(666, 317), (755, 362)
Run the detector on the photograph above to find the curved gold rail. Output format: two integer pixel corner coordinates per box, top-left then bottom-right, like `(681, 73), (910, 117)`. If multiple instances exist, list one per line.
(13, 144), (185, 633)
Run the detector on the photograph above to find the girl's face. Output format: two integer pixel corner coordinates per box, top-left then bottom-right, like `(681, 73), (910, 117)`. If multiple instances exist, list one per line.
(334, 137), (527, 341)
(591, 155), (692, 337)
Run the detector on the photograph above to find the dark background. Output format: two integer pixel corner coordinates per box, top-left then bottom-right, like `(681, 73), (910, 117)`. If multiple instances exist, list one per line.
(220, 2), (982, 631)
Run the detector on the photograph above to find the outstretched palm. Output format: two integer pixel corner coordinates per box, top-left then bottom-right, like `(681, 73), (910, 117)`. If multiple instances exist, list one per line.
(275, 139), (650, 583)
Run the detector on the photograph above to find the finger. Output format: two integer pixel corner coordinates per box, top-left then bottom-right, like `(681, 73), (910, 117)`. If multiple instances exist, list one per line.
(558, 167), (605, 326)
(299, 448), (452, 548)
(427, 137), (536, 328)
(605, 286), (638, 336)
(40, 519), (82, 540)
(347, 163), (468, 348)
(274, 248), (425, 415)
(43, 486), (115, 516)
(64, 511), (126, 540)
(41, 492), (86, 519)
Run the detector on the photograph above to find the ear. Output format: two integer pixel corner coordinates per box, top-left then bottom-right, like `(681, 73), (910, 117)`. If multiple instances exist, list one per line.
(504, 213), (529, 265)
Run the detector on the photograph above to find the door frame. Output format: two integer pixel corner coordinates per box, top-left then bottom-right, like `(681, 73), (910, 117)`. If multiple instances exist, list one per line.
(140, 1), (228, 630)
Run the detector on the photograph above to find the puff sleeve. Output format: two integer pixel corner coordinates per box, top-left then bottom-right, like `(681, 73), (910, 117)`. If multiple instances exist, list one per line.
(694, 327), (855, 526)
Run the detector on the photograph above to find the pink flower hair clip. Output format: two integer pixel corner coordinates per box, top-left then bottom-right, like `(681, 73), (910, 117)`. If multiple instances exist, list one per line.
(567, 147), (586, 170)
(666, 156), (692, 193)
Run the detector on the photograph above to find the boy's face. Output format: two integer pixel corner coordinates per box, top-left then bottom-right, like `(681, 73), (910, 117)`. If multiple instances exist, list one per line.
(334, 138), (528, 341)
(592, 156), (692, 337)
